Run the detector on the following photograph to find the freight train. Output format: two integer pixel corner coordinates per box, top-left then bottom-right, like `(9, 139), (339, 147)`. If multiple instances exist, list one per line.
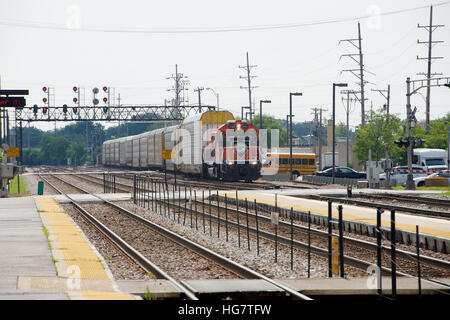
(102, 111), (261, 182)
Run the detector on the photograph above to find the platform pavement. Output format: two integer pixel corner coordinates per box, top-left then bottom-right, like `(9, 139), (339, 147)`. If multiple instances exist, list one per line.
(0, 197), (68, 300)
(0, 196), (138, 300)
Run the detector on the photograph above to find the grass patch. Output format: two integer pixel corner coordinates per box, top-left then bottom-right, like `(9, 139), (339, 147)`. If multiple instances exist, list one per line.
(8, 175), (29, 197)
(143, 287), (159, 300)
(392, 185), (450, 194)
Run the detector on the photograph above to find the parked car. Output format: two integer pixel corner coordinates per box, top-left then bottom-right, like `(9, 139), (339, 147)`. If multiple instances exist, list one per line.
(314, 166), (367, 179)
(410, 172), (450, 187)
(379, 166), (428, 186)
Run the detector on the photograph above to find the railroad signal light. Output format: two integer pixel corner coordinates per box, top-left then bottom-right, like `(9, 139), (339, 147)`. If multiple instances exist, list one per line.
(42, 107), (48, 114)
(73, 97), (78, 103)
(73, 107), (78, 114)
(103, 86), (108, 92)
(43, 97), (47, 103)
(413, 138), (426, 148)
(394, 140), (404, 148)
(63, 104), (68, 113)
(73, 86), (78, 92)
(103, 97), (108, 103)
(103, 107), (108, 113)
(42, 87), (47, 92)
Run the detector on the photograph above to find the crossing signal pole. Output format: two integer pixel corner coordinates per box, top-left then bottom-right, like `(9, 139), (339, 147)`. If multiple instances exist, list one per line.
(417, 5), (445, 134)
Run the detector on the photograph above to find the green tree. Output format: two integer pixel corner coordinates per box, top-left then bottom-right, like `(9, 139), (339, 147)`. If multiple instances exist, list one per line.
(251, 115), (287, 148)
(354, 109), (404, 165)
(425, 113), (450, 149)
(67, 141), (87, 166)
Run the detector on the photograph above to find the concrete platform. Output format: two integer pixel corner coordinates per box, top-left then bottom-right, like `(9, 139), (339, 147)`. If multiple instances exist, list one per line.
(0, 197), (68, 300)
(229, 190), (450, 238)
(282, 277), (450, 295)
(243, 187), (445, 197)
(110, 277), (450, 298)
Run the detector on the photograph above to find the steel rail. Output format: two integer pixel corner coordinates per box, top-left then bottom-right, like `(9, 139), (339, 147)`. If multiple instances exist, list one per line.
(160, 197), (450, 276)
(203, 198), (450, 272)
(51, 174), (312, 300)
(39, 175), (199, 300)
(309, 195), (450, 219)
(358, 193), (450, 208)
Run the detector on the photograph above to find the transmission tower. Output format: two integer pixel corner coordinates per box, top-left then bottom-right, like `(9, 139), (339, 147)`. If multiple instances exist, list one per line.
(239, 52), (257, 122)
(417, 5), (445, 134)
(340, 22), (371, 126)
(166, 64), (188, 107)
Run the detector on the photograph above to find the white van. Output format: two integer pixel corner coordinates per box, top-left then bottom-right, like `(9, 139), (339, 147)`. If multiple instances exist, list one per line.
(413, 148), (448, 172)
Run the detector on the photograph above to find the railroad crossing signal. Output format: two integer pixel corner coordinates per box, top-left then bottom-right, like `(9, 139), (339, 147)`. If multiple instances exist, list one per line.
(394, 137), (425, 148)
(394, 138), (410, 148)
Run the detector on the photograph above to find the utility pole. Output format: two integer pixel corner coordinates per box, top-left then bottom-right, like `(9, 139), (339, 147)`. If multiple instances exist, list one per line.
(340, 22), (368, 126)
(167, 64), (188, 108)
(417, 5), (445, 134)
(310, 108), (319, 156)
(341, 91), (355, 167)
(318, 108), (325, 171)
(194, 87), (204, 113)
(371, 85), (391, 114)
(239, 52), (257, 122)
(117, 93), (121, 138)
(405, 77), (417, 190)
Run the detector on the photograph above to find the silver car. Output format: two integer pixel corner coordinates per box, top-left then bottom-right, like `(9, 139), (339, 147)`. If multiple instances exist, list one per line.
(379, 166), (427, 186)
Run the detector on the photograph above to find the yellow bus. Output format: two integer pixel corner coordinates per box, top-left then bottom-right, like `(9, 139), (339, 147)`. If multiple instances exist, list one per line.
(262, 153), (316, 178)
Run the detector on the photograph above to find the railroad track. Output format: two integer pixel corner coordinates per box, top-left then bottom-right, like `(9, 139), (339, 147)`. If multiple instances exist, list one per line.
(307, 195), (450, 219)
(154, 194), (450, 281)
(40, 174), (312, 300)
(357, 193), (450, 208)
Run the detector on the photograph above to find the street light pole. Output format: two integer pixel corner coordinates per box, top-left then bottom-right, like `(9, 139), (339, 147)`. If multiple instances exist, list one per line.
(332, 83), (348, 184)
(206, 88), (219, 111)
(259, 100), (271, 130)
(289, 92), (302, 181)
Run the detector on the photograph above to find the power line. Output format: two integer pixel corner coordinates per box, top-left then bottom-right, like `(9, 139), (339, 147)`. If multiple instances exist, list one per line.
(0, 1), (449, 34)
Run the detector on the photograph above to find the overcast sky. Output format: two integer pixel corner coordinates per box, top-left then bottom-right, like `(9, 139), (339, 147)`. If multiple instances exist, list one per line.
(1, 0), (449, 132)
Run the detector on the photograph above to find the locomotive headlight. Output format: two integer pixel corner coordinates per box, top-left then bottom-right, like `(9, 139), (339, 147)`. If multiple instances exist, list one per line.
(237, 124), (241, 130)
(251, 161), (258, 166)
(228, 161), (233, 166)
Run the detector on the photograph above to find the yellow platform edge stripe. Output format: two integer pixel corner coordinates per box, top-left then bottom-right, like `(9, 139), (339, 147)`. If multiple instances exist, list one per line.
(35, 196), (136, 300)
